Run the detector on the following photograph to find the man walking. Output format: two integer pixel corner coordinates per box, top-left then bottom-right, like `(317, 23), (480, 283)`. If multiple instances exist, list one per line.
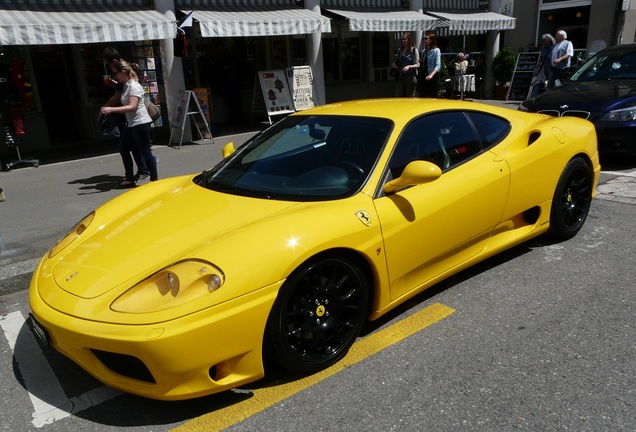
(547, 29), (573, 89)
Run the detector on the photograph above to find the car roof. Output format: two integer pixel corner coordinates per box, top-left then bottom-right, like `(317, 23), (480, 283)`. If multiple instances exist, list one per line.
(293, 98), (514, 121)
(594, 43), (636, 54)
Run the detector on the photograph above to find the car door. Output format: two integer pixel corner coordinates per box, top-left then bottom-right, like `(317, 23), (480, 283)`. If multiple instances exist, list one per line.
(373, 111), (511, 301)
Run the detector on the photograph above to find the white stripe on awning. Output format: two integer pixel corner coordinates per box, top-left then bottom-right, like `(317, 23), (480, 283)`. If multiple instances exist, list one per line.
(428, 10), (516, 35)
(0, 2), (176, 46)
(189, 7), (331, 37)
(325, 8), (439, 32)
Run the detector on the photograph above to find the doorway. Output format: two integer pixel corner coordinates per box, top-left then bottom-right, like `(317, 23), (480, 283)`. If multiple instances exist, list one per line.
(30, 45), (82, 145)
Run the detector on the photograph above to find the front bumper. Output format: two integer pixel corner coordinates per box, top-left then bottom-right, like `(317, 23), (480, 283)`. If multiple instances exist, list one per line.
(29, 270), (282, 401)
(595, 122), (636, 155)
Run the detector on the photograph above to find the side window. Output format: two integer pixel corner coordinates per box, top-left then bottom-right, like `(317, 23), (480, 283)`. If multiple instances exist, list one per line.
(388, 112), (481, 178)
(466, 112), (511, 149)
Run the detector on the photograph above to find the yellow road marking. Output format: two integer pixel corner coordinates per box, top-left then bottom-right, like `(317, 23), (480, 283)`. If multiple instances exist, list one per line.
(172, 302), (455, 432)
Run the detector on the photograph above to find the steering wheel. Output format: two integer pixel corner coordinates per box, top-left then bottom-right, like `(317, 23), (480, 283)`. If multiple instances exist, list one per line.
(336, 161), (365, 176)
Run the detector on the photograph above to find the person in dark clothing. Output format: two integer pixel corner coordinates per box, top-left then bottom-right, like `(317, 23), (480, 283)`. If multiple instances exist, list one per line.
(392, 32), (420, 97)
(417, 32), (441, 98)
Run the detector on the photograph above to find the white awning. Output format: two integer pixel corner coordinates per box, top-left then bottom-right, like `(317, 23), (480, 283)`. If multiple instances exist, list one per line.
(0, 1), (176, 46)
(428, 10), (516, 35)
(187, 7), (331, 37)
(325, 8), (439, 32)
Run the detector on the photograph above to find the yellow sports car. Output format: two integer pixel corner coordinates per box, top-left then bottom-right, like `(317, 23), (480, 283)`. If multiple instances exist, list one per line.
(29, 99), (600, 400)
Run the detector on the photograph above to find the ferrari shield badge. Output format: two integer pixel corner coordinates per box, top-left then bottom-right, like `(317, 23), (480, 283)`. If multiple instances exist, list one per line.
(355, 210), (371, 227)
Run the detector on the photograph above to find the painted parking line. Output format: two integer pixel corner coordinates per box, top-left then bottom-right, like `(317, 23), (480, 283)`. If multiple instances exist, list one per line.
(172, 302), (455, 432)
(0, 311), (122, 428)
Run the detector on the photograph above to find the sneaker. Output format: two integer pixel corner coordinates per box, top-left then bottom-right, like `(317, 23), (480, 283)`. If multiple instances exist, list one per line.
(119, 179), (136, 188)
(137, 173), (150, 182)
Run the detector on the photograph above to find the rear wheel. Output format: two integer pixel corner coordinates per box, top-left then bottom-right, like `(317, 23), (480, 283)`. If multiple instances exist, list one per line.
(548, 157), (593, 240)
(265, 256), (368, 374)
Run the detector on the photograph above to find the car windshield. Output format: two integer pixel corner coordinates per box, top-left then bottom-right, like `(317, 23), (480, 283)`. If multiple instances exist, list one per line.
(197, 114), (393, 201)
(571, 49), (636, 81)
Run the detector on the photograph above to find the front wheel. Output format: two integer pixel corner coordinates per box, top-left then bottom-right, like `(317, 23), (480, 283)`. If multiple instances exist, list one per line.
(264, 256), (369, 374)
(548, 157), (593, 240)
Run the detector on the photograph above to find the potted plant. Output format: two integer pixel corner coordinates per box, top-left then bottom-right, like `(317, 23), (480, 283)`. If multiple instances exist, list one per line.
(492, 46), (516, 99)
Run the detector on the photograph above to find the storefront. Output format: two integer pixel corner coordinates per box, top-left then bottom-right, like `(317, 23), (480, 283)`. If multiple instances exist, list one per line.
(0, 0), (175, 160)
(178, 0), (514, 124)
(1, 0), (516, 163)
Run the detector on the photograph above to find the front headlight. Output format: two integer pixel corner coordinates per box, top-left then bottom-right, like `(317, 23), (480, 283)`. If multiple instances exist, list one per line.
(48, 212), (95, 258)
(599, 106), (636, 122)
(111, 260), (225, 313)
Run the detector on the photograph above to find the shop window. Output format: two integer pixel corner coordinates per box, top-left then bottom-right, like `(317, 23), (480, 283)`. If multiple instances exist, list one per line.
(323, 25), (361, 82)
(538, 5), (590, 52)
(186, 37), (257, 92)
(292, 37), (307, 66)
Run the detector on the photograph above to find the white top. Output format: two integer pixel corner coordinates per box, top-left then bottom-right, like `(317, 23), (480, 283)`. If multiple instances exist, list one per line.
(551, 40), (574, 69)
(120, 80), (152, 127)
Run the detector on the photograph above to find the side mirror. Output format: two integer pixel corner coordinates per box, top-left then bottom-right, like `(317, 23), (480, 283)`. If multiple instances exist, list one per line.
(222, 142), (235, 158)
(383, 160), (442, 194)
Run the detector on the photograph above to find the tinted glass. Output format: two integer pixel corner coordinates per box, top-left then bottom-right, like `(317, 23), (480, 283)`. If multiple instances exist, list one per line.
(466, 112), (511, 149)
(571, 49), (636, 81)
(389, 111), (481, 177)
(198, 115), (392, 201)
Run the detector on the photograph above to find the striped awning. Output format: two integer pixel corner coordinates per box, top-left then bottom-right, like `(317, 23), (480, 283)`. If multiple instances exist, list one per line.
(425, 0), (480, 10)
(429, 10), (516, 35)
(183, 6), (330, 37)
(0, 1), (176, 46)
(324, 8), (439, 32)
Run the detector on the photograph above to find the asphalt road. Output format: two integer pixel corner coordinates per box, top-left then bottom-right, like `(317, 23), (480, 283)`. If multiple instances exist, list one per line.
(1, 108), (636, 431)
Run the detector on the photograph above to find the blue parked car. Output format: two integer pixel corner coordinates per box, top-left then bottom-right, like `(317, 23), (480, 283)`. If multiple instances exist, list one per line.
(519, 43), (636, 155)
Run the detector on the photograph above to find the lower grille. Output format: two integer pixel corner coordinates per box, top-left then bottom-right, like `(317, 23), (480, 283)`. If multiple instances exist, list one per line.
(92, 349), (155, 383)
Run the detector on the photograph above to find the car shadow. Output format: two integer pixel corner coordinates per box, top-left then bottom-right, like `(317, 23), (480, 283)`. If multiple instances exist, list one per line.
(7, 237), (558, 428)
(68, 174), (127, 195)
(599, 153), (636, 170)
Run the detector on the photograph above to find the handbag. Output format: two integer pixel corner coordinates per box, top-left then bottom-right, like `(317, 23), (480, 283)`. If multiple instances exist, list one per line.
(146, 100), (160, 122)
(99, 114), (120, 137)
(390, 50), (400, 79)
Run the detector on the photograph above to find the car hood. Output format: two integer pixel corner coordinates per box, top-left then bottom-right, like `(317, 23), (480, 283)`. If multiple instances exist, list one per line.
(49, 177), (299, 299)
(523, 80), (636, 113)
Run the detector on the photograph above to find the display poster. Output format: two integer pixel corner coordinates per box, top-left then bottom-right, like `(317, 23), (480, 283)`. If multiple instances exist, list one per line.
(171, 90), (188, 129)
(507, 52), (540, 102)
(286, 66), (316, 111)
(193, 87), (212, 124)
(258, 70), (295, 116)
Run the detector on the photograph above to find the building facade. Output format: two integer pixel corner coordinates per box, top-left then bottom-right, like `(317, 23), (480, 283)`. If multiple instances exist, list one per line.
(504, 0), (632, 60)
(0, 1), (529, 162)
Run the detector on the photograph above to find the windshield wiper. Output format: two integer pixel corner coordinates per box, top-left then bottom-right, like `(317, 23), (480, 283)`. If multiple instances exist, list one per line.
(210, 184), (273, 199)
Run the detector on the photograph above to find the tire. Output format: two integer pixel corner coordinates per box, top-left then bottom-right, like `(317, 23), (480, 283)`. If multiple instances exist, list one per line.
(264, 256), (369, 374)
(548, 157), (593, 240)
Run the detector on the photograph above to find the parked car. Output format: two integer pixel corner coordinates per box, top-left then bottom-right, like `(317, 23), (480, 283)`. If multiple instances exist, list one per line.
(29, 99), (599, 400)
(519, 43), (636, 155)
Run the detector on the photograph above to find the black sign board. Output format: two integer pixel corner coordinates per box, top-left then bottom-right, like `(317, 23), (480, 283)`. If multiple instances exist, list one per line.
(507, 52), (540, 102)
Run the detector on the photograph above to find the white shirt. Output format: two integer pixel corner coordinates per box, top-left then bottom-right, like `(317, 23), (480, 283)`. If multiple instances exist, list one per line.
(551, 40), (574, 69)
(120, 80), (152, 127)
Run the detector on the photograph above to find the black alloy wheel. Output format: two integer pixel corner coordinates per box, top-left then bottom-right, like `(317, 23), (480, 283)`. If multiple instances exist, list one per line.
(548, 157), (593, 240)
(265, 256), (369, 374)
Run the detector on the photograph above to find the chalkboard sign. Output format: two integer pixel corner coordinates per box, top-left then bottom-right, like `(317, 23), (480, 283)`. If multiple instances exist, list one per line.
(515, 52), (540, 72)
(507, 52), (540, 102)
